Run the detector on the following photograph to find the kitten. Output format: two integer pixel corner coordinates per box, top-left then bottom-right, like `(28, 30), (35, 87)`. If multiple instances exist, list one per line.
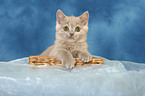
(40, 9), (92, 69)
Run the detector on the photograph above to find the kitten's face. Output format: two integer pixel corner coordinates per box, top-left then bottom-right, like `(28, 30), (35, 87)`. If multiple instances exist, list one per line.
(55, 10), (89, 42)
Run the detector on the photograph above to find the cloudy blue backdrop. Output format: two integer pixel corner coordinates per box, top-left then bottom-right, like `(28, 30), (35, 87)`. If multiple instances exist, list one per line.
(0, 0), (145, 63)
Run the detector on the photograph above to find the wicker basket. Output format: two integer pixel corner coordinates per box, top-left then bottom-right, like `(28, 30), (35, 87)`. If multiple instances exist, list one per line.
(29, 55), (104, 66)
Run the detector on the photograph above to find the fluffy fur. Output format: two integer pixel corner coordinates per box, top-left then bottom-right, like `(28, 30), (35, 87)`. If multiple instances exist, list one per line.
(40, 9), (92, 68)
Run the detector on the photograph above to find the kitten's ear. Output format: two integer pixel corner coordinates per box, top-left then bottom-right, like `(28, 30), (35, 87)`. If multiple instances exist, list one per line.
(57, 9), (66, 24)
(80, 11), (89, 25)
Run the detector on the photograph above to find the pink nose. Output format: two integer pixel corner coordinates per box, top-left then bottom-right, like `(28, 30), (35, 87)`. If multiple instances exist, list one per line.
(70, 33), (74, 36)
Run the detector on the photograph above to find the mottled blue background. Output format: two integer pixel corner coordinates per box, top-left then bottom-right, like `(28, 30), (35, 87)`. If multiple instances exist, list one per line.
(0, 0), (145, 63)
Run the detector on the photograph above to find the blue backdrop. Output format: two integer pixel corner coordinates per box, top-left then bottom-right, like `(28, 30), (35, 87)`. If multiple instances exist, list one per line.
(0, 0), (145, 63)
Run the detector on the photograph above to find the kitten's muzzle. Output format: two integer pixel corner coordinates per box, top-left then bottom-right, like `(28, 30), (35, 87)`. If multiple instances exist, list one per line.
(70, 33), (74, 36)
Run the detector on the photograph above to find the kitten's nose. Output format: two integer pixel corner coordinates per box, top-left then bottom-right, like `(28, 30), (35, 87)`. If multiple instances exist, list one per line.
(70, 33), (74, 36)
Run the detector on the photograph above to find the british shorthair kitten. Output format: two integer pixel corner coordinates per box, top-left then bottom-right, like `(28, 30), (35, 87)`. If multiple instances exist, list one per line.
(40, 9), (92, 69)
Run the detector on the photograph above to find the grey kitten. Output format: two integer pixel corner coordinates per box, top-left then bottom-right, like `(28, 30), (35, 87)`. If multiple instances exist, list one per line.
(40, 9), (92, 69)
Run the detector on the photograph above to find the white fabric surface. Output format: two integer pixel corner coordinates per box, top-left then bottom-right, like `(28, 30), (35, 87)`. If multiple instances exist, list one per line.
(0, 56), (145, 96)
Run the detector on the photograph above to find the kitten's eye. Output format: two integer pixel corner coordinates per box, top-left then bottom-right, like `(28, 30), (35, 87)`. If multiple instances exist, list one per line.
(64, 26), (69, 31)
(75, 27), (80, 32)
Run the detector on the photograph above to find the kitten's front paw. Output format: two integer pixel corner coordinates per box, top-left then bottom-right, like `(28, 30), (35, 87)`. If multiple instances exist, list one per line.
(78, 52), (92, 62)
(62, 58), (76, 69)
